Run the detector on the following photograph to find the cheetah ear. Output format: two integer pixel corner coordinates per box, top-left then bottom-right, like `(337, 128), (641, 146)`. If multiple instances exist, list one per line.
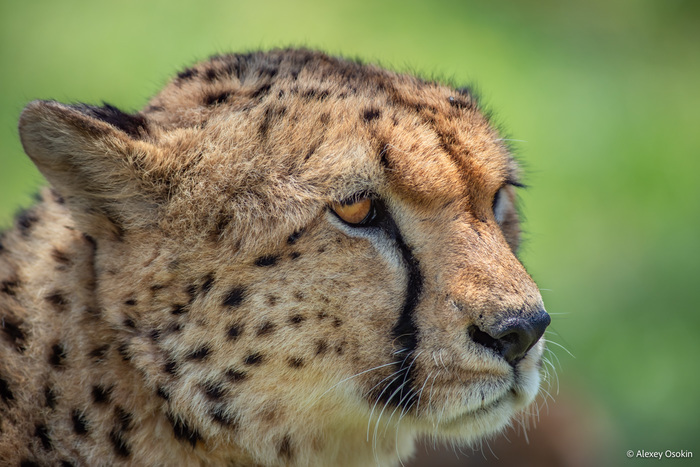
(19, 100), (164, 238)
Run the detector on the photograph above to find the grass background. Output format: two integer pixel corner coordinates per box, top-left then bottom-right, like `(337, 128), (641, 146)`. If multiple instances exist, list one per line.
(1, 1), (698, 465)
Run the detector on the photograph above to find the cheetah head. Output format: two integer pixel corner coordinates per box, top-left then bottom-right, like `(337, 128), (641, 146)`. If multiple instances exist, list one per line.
(19, 49), (549, 465)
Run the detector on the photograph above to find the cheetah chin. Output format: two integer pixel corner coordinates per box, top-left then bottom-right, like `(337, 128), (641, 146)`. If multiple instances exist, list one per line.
(1, 48), (549, 466)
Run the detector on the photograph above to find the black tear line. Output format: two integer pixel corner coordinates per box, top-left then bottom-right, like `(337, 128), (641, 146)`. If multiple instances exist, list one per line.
(376, 207), (424, 411)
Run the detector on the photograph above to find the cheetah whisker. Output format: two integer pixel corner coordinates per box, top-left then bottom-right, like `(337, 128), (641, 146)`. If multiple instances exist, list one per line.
(305, 360), (397, 408)
(542, 338), (575, 358)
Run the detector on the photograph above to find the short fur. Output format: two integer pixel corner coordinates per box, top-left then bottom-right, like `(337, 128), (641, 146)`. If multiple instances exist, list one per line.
(1, 48), (547, 466)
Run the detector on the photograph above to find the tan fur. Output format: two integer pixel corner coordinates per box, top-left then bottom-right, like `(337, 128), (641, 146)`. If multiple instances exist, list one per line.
(0, 49), (547, 466)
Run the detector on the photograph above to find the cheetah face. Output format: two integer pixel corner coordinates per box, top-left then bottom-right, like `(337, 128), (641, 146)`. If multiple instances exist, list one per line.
(19, 49), (549, 462)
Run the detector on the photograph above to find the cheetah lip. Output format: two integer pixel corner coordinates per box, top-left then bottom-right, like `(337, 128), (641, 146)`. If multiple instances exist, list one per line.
(459, 386), (515, 418)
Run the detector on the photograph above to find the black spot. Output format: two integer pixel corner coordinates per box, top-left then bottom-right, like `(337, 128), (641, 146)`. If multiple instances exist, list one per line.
(302, 88), (328, 100)
(201, 274), (215, 295)
(114, 406), (133, 432)
(156, 386), (170, 400)
(379, 144), (391, 169)
(289, 251), (301, 260)
(45, 292), (68, 312)
(205, 67), (219, 81)
(72, 103), (149, 139)
(91, 385), (113, 404)
(255, 255), (279, 267)
(335, 341), (346, 355)
(204, 90), (233, 106)
(288, 314), (305, 325)
(50, 188), (66, 204)
(244, 352), (264, 366)
(278, 434), (294, 460)
(186, 284), (197, 303)
(258, 65), (279, 79)
(51, 248), (71, 265)
(177, 67), (198, 81)
(211, 406), (238, 429)
(82, 233), (97, 251)
(167, 414), (202, 448)
(17, 209), (39, 236)
(1, 279), (19, 296)
(304, 144), (317, 161)
(148, 329), (161, 341)
(258, 107), (272, 138)
(123, 318), (135, 329)
(227, 324), (242, 340)
(320, 112), (330, 125)
(332, 317), (343, 327)
(317, 311), (328, 320)
(117, 342), (131, 361)
(60, 461), (75, 467)
(20, 461), (40, 467)
(212, 213), (232, 238)
(288, 357), (304, 369)
(1, 316), (26, 352)
(171, 304), (188, 315)
(45, 386), (57, 409)
(35, 423), (52, 450)
(256, 322), (276, 336)
(251, 83), (272, 99)
(72, 410), (89, 435)
(316, 340), (328, 355)
(89, 345), (109, 362)
(302, 88), (317, 99)
(202, 381), (226, 400)
(266, 295), (278, 306)
(287, 229), (304, 245)
(124, 299), (137, 306)
(293, 291), (304, 301)
(0, 376), (14, 403)
(49, 343), (66, 367)
(150, 284), (165, 292)
(109, 428), (131, 458)
(226, 368), (248, 383)
(223, 287), (246, 308)
(188, 346), (211, 360)
(363, 108), (381, 122)
(164, 359), (178, 375)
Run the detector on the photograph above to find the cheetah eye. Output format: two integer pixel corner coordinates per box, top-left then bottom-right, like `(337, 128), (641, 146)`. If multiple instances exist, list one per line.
(331, 196), (375, 226)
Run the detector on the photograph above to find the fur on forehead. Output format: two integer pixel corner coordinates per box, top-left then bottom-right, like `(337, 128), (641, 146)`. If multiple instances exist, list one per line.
(148, 49), (514, 243)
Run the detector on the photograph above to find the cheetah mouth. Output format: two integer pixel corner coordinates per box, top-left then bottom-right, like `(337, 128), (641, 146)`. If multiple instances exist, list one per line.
(422, 353), (543, 431)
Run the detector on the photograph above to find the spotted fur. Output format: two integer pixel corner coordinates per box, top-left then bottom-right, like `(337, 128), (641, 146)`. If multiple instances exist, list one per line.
(0, 48), (548, 466)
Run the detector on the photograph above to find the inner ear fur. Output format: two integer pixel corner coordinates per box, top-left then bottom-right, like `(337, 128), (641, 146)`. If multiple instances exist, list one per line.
(19, 100), (166, 238)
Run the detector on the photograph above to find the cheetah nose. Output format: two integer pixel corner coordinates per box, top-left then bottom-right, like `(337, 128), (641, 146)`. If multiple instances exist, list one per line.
(467, 309), (550, 365)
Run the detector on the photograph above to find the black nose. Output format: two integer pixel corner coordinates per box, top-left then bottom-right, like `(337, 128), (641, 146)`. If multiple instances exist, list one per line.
(468, 310), (550, 365)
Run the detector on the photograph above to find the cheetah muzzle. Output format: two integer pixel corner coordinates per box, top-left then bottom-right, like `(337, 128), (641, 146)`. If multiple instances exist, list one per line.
(0, 48), (550, 466)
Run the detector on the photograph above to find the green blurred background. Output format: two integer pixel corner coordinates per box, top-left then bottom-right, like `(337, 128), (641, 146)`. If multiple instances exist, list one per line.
(1, 1), (698, 465)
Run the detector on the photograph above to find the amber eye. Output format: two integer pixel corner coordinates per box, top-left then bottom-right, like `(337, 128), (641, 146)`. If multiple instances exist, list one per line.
(331, 197), (374, 225)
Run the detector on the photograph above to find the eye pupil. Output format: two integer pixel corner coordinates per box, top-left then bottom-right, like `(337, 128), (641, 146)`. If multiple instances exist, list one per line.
(332, 198), (373, 225)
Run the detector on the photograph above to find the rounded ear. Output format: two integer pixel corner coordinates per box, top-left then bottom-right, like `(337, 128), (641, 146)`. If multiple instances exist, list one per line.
(19, 100), (165, 238)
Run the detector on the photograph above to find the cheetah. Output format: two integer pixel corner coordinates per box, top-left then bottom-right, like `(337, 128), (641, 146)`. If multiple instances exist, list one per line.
(0, 48), (550, 466)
